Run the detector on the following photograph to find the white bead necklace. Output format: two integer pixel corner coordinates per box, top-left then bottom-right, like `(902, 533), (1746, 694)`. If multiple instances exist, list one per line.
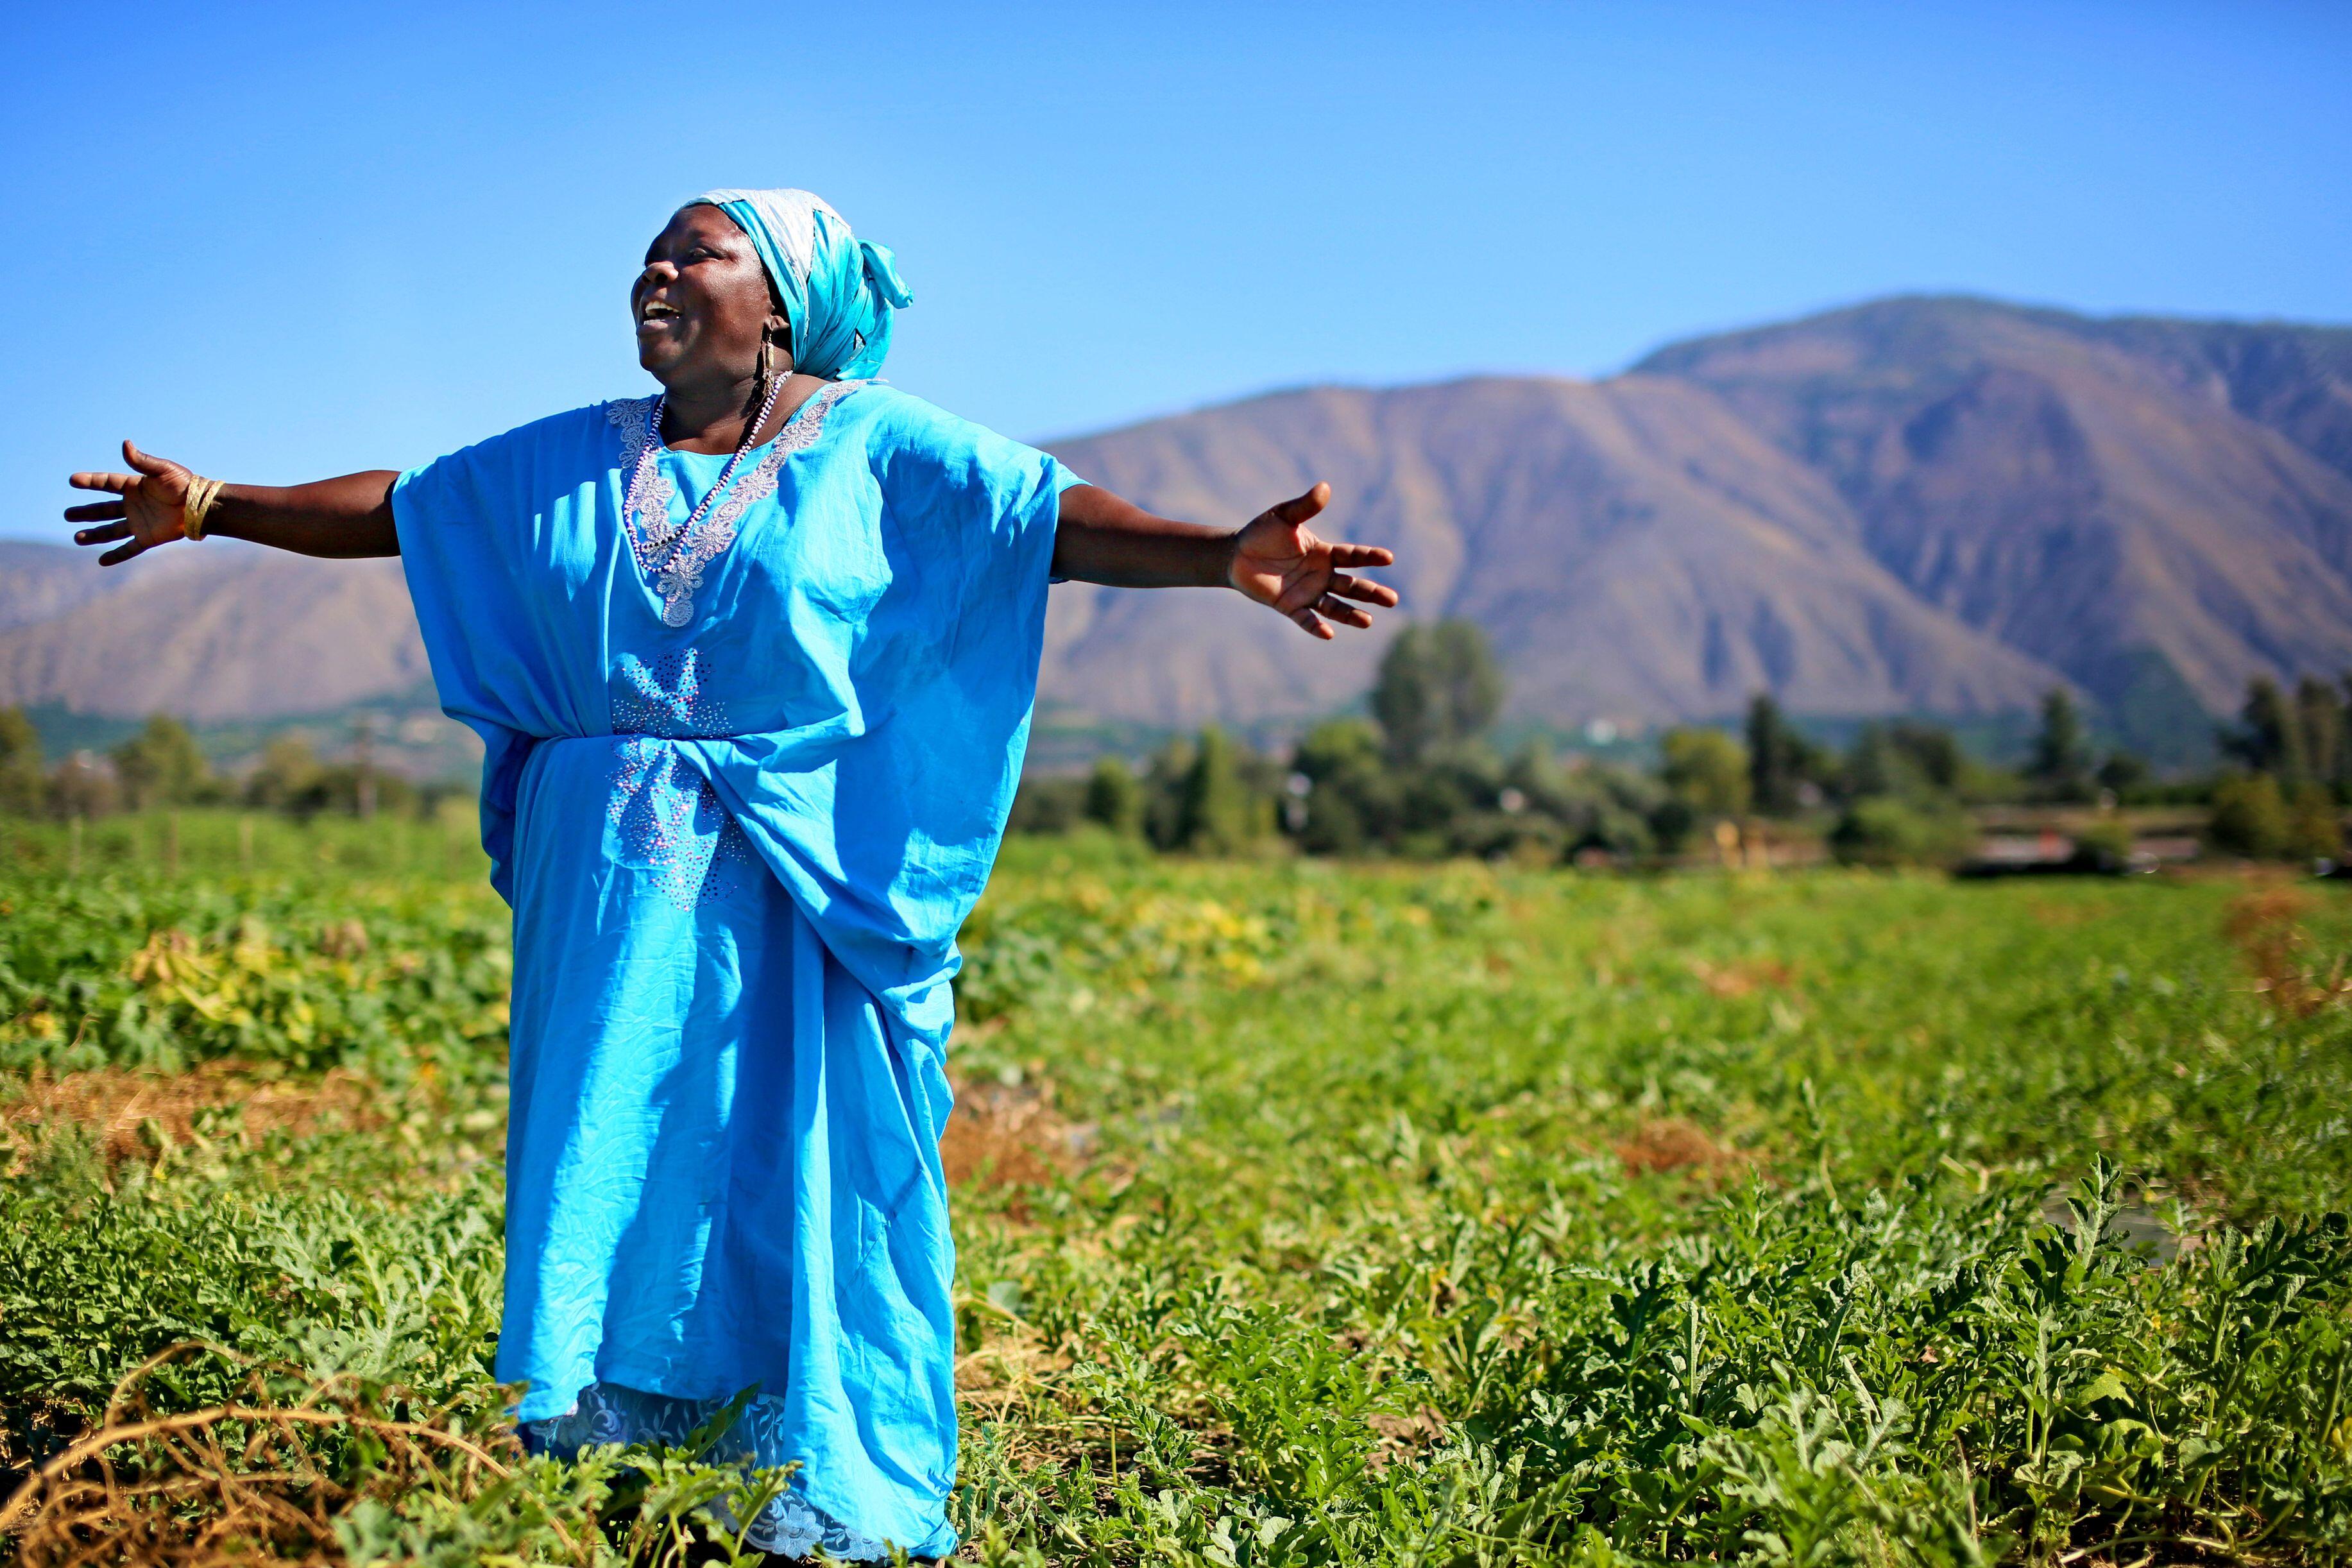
(626, 374), (788, 586)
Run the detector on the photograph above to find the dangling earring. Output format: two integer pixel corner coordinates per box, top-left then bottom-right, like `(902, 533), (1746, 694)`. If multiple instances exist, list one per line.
(758, 334), (774, 390)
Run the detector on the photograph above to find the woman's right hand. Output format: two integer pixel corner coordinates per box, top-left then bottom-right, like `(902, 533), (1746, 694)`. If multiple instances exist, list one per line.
(67, 441), (196, 566)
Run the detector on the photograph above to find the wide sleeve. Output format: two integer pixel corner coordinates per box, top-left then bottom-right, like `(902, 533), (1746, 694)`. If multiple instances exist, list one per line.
(389, 409), (598, 902)
(782, 396), (1078, 975)
(857, 391), (1082, 669)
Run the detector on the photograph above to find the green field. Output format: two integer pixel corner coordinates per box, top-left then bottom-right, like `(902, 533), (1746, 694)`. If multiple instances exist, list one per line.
(4, 814), (2350, 1564)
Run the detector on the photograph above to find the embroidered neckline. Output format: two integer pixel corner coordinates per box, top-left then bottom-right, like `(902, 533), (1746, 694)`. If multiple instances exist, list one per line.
(605, 380), (865, 627)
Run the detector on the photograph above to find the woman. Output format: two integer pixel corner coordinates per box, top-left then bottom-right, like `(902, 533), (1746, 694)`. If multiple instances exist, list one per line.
(65, 187), (1397, 1558)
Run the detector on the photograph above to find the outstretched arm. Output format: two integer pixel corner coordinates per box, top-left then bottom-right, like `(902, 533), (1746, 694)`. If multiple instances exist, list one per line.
(1051, 481), (1399, 640)
(67, 441), (399, 566)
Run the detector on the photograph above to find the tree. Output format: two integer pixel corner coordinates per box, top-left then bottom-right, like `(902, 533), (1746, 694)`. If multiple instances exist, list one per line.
(1658, 728), (1750, 819)
(111, 714), (209, 810)
(2224, 676), (2305, 781)
(1005, 774), (1086, 835)
(2285, 781), (2344, 863)
(245, 736), (325, 812)
(1370, 621), (1504, 767)
(2095, 750), (2150, 796)
(1173, 727), (1263, 855)
(2342, 671), (2352, 792)
(2029, 688), (2092, 801)
(2208, 773), (2290, 859)
(1843, 724), (1903, 800)
(1828, 797), (1973, 869)
(1081, 755), (1144, 837)
(1889, 722), (1964, 792)
(1141, 737), (1193, 849)
(45, 751), (119, 819)
(1293, 719), (1395, 855)
(2297, 676), (2345, 799)
(1744, 694), (1802, 815)
(0, 706), (41, 817)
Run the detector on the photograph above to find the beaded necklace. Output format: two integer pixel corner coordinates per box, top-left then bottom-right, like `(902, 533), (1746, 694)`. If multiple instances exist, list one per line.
(625, 374), (788, 585)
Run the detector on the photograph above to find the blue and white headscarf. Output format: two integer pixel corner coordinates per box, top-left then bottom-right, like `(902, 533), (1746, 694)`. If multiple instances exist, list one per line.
(685, 188), (912, 381)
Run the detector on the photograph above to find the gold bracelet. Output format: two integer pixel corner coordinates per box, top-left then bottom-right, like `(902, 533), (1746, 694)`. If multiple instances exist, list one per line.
(182, 475), (226, 541)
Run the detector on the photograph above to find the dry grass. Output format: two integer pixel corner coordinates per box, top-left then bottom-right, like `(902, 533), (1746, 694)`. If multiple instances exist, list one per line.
(0, 1347), (558, 1568)
(2224, 884), (2349, 1018)
(1613, 1118), (1748, 1179)
(6, 1055), (1082, 1200)
(940, 1079), (1087, 1197)
(0, 1066), (382, 1177)
(1685, 957), (1801, 998)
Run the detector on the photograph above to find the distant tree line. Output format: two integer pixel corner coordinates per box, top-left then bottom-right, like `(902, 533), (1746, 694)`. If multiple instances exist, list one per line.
(0, 708), (433, 822)
(1009, 628), (2349, 869)
(10, 656), (2345, 869)
(2205, 674), (2351, 861)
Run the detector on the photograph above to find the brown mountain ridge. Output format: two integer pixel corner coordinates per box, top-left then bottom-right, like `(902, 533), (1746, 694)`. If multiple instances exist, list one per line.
(4, 296), (2348, 754)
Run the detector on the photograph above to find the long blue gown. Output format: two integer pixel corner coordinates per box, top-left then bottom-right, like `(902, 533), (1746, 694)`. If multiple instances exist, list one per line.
(393, 377), (1081, 1558)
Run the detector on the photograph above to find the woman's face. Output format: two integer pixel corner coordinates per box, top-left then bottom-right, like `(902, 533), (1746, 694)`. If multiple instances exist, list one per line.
(632, 205), (781, 391)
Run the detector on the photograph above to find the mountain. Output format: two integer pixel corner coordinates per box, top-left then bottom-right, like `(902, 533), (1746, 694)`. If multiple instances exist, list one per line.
(0, 540), (198, 631)
(1041, 375), (2063, 726)
(3, 295), (2349, 753)
(0, 543), (430, 724)
(1634, 298), (2352, 728)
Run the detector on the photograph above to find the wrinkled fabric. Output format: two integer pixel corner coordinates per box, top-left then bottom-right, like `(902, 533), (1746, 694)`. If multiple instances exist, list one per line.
(688, 188), (911, 380)
(392, 379), (1082, 1558)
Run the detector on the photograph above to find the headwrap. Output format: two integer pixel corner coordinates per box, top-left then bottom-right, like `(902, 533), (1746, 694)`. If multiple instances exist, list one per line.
(683, 188), (912, 381)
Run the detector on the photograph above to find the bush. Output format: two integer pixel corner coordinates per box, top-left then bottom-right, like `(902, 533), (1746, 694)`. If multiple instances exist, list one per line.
(2208, 772), (2290, 859)
(1445, 808), (1565, 864)
(2285, 781), (2346, 863)
(112, 715), (212, 810)
(1, 706), (47, 815)
(1005, 774), (1089, 835)
(2069, 815), (2138, 872)
(1082, 756), (1144, 837)
(1660, 728), (1750, 818)
(1173, 727), (1268, 855)
(1293, 720), (1406, 856)
(1828, 797), (1973, 868)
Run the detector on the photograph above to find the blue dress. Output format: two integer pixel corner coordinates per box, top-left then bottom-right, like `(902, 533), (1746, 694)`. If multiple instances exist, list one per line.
(392, 379), (1082, 1558)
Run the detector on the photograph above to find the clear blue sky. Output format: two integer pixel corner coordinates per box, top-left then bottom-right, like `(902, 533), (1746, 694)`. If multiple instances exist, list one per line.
(6, 0), (2348, 541)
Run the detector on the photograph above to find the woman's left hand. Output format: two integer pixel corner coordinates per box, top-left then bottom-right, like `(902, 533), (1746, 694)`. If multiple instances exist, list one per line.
(1229, 483), (1400, 638)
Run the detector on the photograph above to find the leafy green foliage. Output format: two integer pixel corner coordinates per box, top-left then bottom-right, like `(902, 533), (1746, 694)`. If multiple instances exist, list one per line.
(2029, 689), (2093, 803)
(4, 827), (2351, 1562)
(1660, 729), (1751, 820)
(1372, 621), (1504, 769)
(2228, 677), (2309, 785)
(110, 715), (212, 810)
(0, 706), (42, 817)
(1828, 797), (1973, 869)
(2211, 773), (2294, 860)
(2287, 782), (2347, 863)
(1175, 728), (1268, 855)
(0, 869), (510, 1080)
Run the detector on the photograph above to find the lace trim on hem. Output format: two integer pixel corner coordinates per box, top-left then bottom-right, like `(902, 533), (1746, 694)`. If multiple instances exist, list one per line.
(522, 1382), (906, 1562)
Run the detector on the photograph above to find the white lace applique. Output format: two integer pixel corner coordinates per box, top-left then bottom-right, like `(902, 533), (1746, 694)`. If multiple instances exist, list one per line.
(522, 1383), (896, 1562)
(604, 380), (866, 628)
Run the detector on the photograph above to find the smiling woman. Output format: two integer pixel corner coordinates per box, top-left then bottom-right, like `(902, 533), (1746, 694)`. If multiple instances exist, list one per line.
(62, 187), (1396, 1561)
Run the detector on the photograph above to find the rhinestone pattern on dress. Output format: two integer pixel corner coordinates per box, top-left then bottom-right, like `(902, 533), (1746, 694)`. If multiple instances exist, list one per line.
(606, 650), (752, 911)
